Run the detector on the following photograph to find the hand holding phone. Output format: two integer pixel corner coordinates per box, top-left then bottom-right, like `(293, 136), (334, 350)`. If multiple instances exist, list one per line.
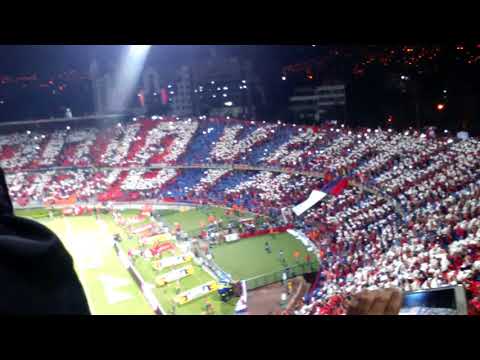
(346, 288), (403, 315)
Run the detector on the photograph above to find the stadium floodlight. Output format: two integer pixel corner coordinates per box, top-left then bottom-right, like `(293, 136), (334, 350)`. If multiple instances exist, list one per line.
(108, 45), (152, 113)
(130, 45), (151, 54)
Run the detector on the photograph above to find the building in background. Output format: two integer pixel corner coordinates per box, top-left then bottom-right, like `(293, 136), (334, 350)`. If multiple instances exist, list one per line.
(89, 50), (267, 119)
(189, 51), (265, 119)
(289, 83), (346, 124)
(171, 66), (193, 116)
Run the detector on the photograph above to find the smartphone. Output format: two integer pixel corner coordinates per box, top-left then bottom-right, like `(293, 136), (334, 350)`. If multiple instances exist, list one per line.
(0, 168), (13, 216)
(399, 285), (467, 315)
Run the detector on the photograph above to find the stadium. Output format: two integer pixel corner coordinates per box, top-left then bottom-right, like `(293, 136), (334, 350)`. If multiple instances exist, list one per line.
(2, 113), (479, 315)
(2, 45), (480, 315)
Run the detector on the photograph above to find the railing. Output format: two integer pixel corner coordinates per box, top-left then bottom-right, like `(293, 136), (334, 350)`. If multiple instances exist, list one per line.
(245, 261), (318, 291)
(0, 113), (126, 127)
(6, 163), (325, 179)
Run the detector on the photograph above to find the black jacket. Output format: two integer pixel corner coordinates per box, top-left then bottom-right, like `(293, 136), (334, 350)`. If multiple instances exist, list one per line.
(0, 168), (90, 314)
(0, 215), (91, 314)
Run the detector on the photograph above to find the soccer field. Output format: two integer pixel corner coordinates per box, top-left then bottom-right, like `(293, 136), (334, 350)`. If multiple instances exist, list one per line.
(29, 214), (154, 315)
(16, 209), (237, 315)
(156, 206), (318, 287)
(156, 206), (251, 237)
(15, 205), (316, 314)
(211, 233), (316, 281)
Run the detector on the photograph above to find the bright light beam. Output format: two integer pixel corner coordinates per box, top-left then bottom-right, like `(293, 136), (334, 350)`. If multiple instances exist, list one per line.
(109, 45), (152, 112)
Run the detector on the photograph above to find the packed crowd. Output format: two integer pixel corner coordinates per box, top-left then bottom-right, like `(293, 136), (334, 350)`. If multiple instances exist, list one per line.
(3, 116), (480, 314)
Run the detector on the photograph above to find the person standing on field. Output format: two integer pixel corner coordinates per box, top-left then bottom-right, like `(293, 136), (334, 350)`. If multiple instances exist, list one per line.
(265, 241), (272, 254)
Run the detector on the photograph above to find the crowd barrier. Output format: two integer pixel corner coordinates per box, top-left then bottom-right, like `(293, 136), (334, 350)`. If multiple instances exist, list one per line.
(245, 262), (318, 291)
(238, 225), (293, 239)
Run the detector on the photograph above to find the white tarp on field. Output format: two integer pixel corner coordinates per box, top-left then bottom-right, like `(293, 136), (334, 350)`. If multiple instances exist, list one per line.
(292, 190), (327, 216)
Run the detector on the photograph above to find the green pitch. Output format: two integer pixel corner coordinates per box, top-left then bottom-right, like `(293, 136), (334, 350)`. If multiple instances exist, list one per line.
(115, 212), (237, 315)
(156, 206), (318, 287)
(156, 206), (254, 237)
(211, 233), (316, 281)
(16, 210), (153, 315)
(15, 205), (316, 314)
(15, 209), (237, 315)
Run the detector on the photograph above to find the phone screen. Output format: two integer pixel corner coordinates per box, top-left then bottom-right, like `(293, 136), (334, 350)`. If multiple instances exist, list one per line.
(399, 286), (466, 315)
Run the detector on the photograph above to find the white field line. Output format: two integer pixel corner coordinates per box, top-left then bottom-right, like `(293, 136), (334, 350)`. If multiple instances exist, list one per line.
(63, 217), (97, 315)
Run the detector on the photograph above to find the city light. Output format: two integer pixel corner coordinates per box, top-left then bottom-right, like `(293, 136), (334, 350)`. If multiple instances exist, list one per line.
(437, 103), (445, 111)
(224, 101), (233, 107)
(281, 76), (287, 81)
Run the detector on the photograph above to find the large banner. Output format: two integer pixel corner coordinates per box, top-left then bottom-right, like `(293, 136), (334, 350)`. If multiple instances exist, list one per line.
(225, 233), (240, 242)
(174, 281), (218, 305)
(154, 254), (192, 270)
(155, 265), (194, 287)
(292, 190), (327, 216)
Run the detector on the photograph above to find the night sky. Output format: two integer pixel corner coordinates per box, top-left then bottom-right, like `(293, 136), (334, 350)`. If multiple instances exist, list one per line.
(0, 45), (320, 76)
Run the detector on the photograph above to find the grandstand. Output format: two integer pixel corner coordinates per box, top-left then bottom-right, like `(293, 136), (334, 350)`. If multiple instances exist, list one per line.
(4, 114), (480, 315)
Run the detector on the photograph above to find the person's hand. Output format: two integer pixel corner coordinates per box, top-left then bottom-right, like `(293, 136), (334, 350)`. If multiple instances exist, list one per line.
(346, 288), (403, 315)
